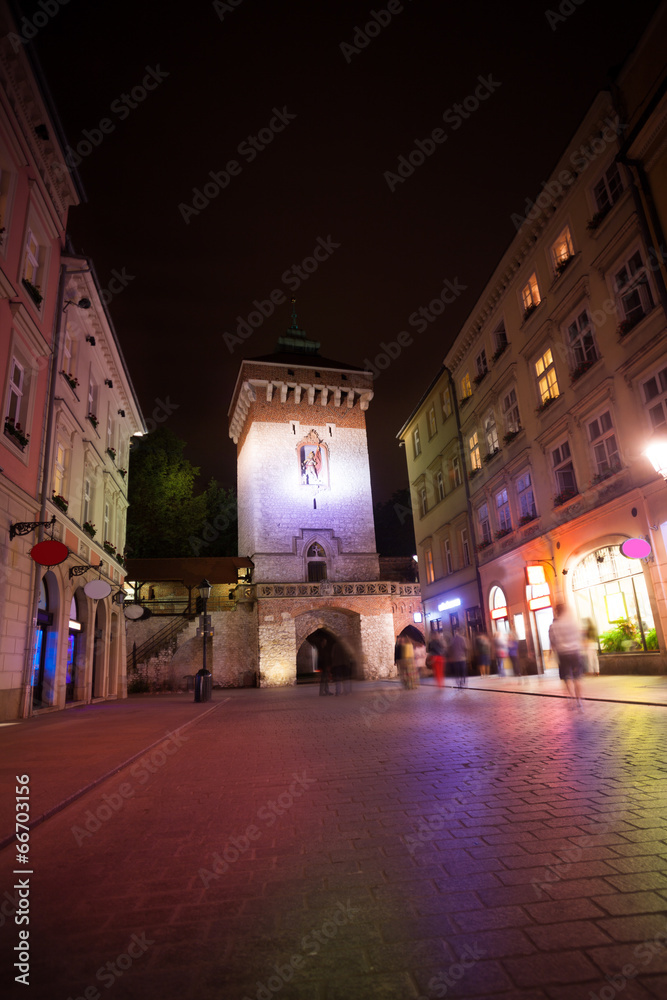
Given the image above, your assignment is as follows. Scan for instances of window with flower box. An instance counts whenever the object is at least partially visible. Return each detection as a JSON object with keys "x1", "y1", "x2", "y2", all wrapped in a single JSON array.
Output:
[
  {"x1": 460, "y1": 527, "x2": 471, "y2": 567},
  {"x1": 552, "y1": 440, "x2": 577, "y2": 498},
  {"x1": 460, "y1": 372, "x2": 472, "y2": 400},
  {"x1": 588, "y1": 410, "x2": 620, "y2": 477},
  {"x1": 442, "y1": 387, "x2": 452, "y2": 418},
  {"x1": 83, "y1": 476, "x2": 94, "y2": 525},
  {"x1": 567, "y1": 308, "x2": 598, "y2": 376},
  {"x1": 427, "y1": 406, "x2": 437, "y2": 438},
  {"x1": 484, "y1": 409, "x2": 499, "y2": 455},
  {"x1": 502, "y1": 387, "x2": 521, "y2": 437},
  {"x1": 4, "y1": 348, "x2": 32, "y2": 451},
  {"x1": 614, "y1": 249, "x2": 654, "y2": 332},
  {"x1": 521, "y1": 273, "x2": 541, "y2": 317},
  {"x1": 516, "y1": 471, "x2": 536, "y2": 521},
  {"x1": 469, "y1": 430, "x2": 481, "y2": 471},
  {"x1": 53, "y1": 439, "x2": 68, "y2": 497},
  {"x1": 451, "y1": 455, "x2": 462, "y2": 488},
  {"x1": 641, "y1": 364, "x2": 667, "y2": 430},
  {"x1": 551, "y1": 226, "x2": 574, "y2": 274},
  {"x1": 535, "y1": 348, "x2": 559, "y2": 405},
  {"x1": 492, "y1": 321, "x2": 508, "y2": 360},
  {"x1": 495, "y1": 488, "x2": 512, "y2": 533},
  {"x1": 22, "y1": 226, "x2": 45, "y2": 305},
  {"x1": 593, "y1": 162, "x2": 623, "y2": 217},
  {"x1": 478, "y1": 502, "x2": 491, "y2": 545},
  {"x1": 413, "y1": 425, "x2": 421, "y2": 458},
  {"x1": 474, "y1": 348, "x2": 488, "y2": 383},
  {"x1": 424, "y1": 548, "x2": 435, "y2": 584},
  {"x1": 436, "y1": 469, "x2": 445, "y2": 502},
  {"x1": 420, "y1": 487, "x2": 428, "y2": 517},
  {"x1": 444, "y1": 538, "x2": 453, "y2": 574}
]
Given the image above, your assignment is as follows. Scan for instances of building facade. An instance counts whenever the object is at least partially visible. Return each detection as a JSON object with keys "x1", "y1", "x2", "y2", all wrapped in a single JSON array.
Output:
[
  {"x1": 400, "y1": 56, "x2": 667, "y2": 673},
  {"x1": 0, "y1": 7, "x2": 145, "y2": 720}
]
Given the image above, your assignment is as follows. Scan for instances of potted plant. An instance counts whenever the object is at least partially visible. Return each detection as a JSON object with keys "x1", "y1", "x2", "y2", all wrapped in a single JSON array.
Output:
[
  {"x1": 536, "y1": 395, "x2": 558, "y2": 415},
  {"x1": 571, "y1": 359, "x2": 596, "y2": 382},
  {"x1": 555, "y1": 255, "x2": 573, "y2": 277},
  {"x1": 83, "y1": 521, "x2": 96, "y2": 538},
  {"x1": 519, "y1": 512, "x2": 537, "y2": 526},
  {"x1": 586, "y1": 208, "x2": 609, "y2": 232},
  {"x1": 51, "y1": 493, "x2": 68, "y2": 513},
  {"x1": 473, "y1": 370, "x2": 488, "y2": 387},
  {"x1": 522, "y1": 302, "x2": 538, "y2": 322},
  {"x1": 468, "y1": 466, "x2": 481, "y2": 479},
  {"x1": 88, "y1": 413, "x2": 98, "y2": 429},
  {"x1": 483, "y1": 447, "x2": 501, "y2": 464},
  {"x1": 60, "y1": 370, "x2": 79, "y2": 391},
  {"x1": 491, "y1": 342, "x2": 508, "y2": 363},
  {"x1": 4, "y1": 417, "x2": 30, "y2": 449},
  {"x1": 118, "y1": 468, "x2": 127, "y2": 479},
  {"x1": 103, "y1": 540, "x2": 116, "y2": 556},
  {"x1": 494, "y1": 527, "x2": 512, "y2": 540},
  {"x1": 107, "y1": 447, "x2": 117, "y2": 461},
  {"x1": 503, "y1": 427, "x2": 522, "y2": 445},
  {"x1": 477, "y1": 539, "x2": 492, "y2": 552},
  {"x1": 553, "y1": 488, "x2": 577, "y2": 507},
  {"x1": 22, "y1": 278, "x2": 42, "y2": 306}
]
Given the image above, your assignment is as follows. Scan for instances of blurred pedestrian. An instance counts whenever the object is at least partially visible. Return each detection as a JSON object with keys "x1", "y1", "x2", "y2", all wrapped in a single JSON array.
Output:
[
  {"x1": 414, "y1": 640, "x2": 426, "y2": 681},
  {"x1": 549, "y1": 603, "x2": 584, "y2": 709},
  {"x1": 449, "y1": 628, "x2": 469, "y2": 689},
  {"x1": 331, "y1": 638, "x2": 347, "y2": 696},
  {"x1": 508, "y1": 629, "x2": 519, "y2": 676},
  {"x1": 493, "y1": 630, "x2": 509, "y2": 675},
  {"x1": 396, "y1": 635, "x2": 418, "y2": 689},
  {"x1": 474, "y1": 631, "x2": 491, "y2": 677},
  {"x1": 583, "y1": 618, "x2": 600, "y2": 675},
  {"x1": 427, "y1": 633, "x2": 446, "y2": 687},
  {"x1": 318, "y1": 636, "x2": 334, "y2": 696}
]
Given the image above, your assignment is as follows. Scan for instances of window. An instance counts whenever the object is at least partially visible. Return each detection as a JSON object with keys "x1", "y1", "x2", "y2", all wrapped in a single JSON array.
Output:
[
  {"x1": 614, "y1": 249, "x2": 654, "y2": 331},
  {"x1": 23, "y1": 228, "x2": 40, "y2": 284},
  {"x1": 425, "y1": 548, "x2": 435, "y2": 584},
  {"x1": 53, "y1": 440, "x2": 67, "y2": 496},
  {"x1": 4, "y1": 348, "x2": 32, "y2": 450},
  {"x1": 83, "y1": 476, "x2": 94, "y2": 523},
  {"x1": 588, "y1": 411, "x2": 620, "y2": 476},
  {"x1": 495, "y1": 488, "x2": 511, "y2": 532},
  {"x1": 521, "y1": 273, "x2": 541, "y2": 314},
  {"x1": 6, "y1": 356, "x2": 24, "y2": 426},
  {"x1": 427, "y1": 406, "x2": 437, "y2": 438},
  {"x1": 88, "y1": 377, "x2": 98, "y2": 422},
  {"x1": 452, "y1": 455, "x2": 462, "y2": 488},
  {"x1": 444, "y1": 538, "x2": 453, "y2": 574},
  {"x1": 516, "y1": 472, "x2": 536, "y2": 520},
  {"x1": 307, "y1": 542, "x2": 327, "y2": 582},
  {"x1": 107, "y1": 414, "x2": 114, "y2": 452},
  {"x1": 469, "y1": 431, "x2": 481, "y2": 471},
  {"x1": 593, "y1": 162, "x2": 623, "y2": 216},
  {"x1": 460, "y1": 372, "x2": 472, "y2": 399},
  {"x1": 478, "y1": 502, "x2": 491, "y2": 545},
  {"x1": 502, "y1": 388, "x2": 521, "y2": 435},
  {"x1": 493, "y1": 321, "x2": 507, "y2": 357},
  {"x1": 642, "y1": 365, "x2": 667, "y2": 430},
  {"x1": 552, "y1": 441, "x2": 577, "y2": 495},
  {"x1": 413, "y1": 426, "x2": 421, "y2": 458},
  {"x1": 436, "y1": 470, "x2": 445, "y2": 502},
  {"x1": 104, "y1": 500, "x2": 110, "y2": 543},
  {"x1": 475, "y1": 349, "x2": 487, "y2": 378},
  {"x1": 535, "y1": 348, "x2": 559, "y2": 405},
  {"x1": 441, "y1": 387, "x2": 452, "y2": 418},
  {"x1": 420, "y1": 488, "x2": 428, "y2": 517},
  {"x1": 551, "y1": 226, "x2": 574, "y2": 272},
  {"x1": 567, "y1": 308, "x2": 597, "y2": 369},
  {"x1": 461, "y1": 528, "x2": 471, "y2": 567},
  {"x1": 484, "y1": 410, "x2": 499, "y2": 454}
]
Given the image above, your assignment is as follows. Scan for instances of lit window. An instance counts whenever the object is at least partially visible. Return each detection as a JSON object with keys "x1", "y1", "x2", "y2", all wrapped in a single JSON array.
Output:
[
  {"x1": 535, "y1": 348, "x2": 559, "y2": 405},
  {"x1": 6, "y1": 356, "x2": 24, "y2": 426},
  {"x1": 484, "y1": 410, "x2": 499, "y2": 454},
  {"x1": 413, "y1": 426, "x2": 421, "y2": 458},
  {"x1": 552, "y1": 441, "x2": 577, "y2": 496},
  {"x1": 444, "y1": 538, "x2": 453, "y2": 574},
  {"x1": 107, "y1": 414, "x2": 114, "y2": 452},
  {"x1": 53, "y1": 440, "x2": 67, "y2": 496},
  {"x1": 495, "y1": 488, "x2": 511, "y2": 532},
  {"x1": 436, "y1": 470, "x2": 445, "y2": 502},
  {"x1": 88, "y1": 378, "x2": 98, "y2": 421},
  {"x1": 452, "y1": 455, "x2": 462, "y2": 488},
  {"x1": 427, "y1": 406, "x2": 437, "y2": 437},
  {"x1": 420, "y1": 488, "x2": 428, "y2": 517},
  {"x1": 442, "y1": 387, "x2": 452, "y2": 418},
  {"x1": 502, "y1": 388, "x2": 521, "y2": 435},
  {"x1": 567, "y1": 308, "x2": 597, "y2": 370},
  {"x1": 461, "y1": 528, "x2": 471, "y2": 567},
  {"x1": 4, "y1": 349, "x2": 32, "y2": 450},
  {"x1": 460, "y1": 372, "x2": 472, "y2": 399},
  {"x1": 83, "y1": 476, "x2": 94, "y2": 523},
  {"x1": 478, "y1": 502, "x2": 491, "y2": 545},
  {"x1": 469, "y1": 431, "x2": 481, "y2": 471},
  {"x1": 521, "y1": 273, "x2": 541, "y2": 315},
  {"x1": 104, "y1": 500, "x2": 110, "y2": 543},
  {"x1": 551, "y1": 226, "x2": 574, "y2": 272},
  {"x1": 516, "y1": 472, "x2": 536, "y2": 519},
  {"x1": 642, "y1": 365, "x2": 667, "y2": 430},
  {"x1": 588, "y1": 411, "x2": 620, "y2": 476},
  {"x1": 475, "y1": 349, "x2": 487, "y2": 378},
  {"x1": 425, "y1": 548, "x2": 435, "y2": 584},
  {"x1": 23, "y1": 228, "x2": 40, "y2": 285},
  {"x1": 614, "y1": 249, "x2": 654, "y2": 331},
  {"x1": 593, "y1": 162, "x2": 623, "y2": 216}
]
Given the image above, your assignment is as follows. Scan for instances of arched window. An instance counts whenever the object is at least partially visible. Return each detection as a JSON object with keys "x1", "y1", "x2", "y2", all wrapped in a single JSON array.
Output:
[{"x1": 307, "y1": 542, "x2": 327, "y2": 582}]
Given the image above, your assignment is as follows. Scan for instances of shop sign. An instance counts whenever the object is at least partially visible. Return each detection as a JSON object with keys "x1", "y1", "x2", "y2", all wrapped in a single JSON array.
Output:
[{"x1": 30, "y1": 539, "x2": 68, "y2": 566}]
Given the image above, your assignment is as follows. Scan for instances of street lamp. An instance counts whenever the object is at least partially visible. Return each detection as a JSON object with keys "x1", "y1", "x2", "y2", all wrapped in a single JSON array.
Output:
[
  {"x1": 195, "y1": 578, "x2": 212, "y2": 702},
  {"x1": 644, "y1": 436, "x2": 667, "y2": 480}
]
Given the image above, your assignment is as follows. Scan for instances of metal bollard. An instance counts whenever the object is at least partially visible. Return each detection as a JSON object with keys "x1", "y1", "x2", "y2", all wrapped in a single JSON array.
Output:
[{"x1": 194, "y1": 669, "x2": 212, "y2": 703}]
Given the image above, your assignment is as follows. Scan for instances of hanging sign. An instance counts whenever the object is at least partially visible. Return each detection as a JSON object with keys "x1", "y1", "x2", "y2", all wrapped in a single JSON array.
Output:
[
  {"x1": 620, "y1": 538, "x2": 651, "y2": 559},
  {"x1": 84, "y1": 579, "x2": 112, "y2": 600},
  {"x1": 124, "y1": 603, "x2": 148, "y2": 620},
  {"x1": 30, "y1": 539, "x2": 69, "y2": 566}
]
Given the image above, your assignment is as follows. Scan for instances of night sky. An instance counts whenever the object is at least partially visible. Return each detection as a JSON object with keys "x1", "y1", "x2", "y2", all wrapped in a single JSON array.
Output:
[{"x1": 22, "y1": 0, "x2": 661, "y2": 502}]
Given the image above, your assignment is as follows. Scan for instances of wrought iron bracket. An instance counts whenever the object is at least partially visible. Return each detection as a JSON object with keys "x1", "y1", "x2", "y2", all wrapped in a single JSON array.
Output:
[
  {"x1": 9, "y1": 514, "x2": 56, "y2": 541},
  {"x1": 69, "y1": 564, "x2": 92, "y2": 579}
]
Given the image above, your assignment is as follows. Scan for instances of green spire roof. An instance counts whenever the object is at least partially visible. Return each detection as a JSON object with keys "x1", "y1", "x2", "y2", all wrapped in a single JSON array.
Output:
[{"x1": 277, "y1": 298, "x2": 321, "y2": 354}]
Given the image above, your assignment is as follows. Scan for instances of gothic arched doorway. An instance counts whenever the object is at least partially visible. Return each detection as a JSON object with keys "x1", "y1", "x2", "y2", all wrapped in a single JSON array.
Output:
[{"x1": 296, "y1": 628, "x2": 334, "y2": 684}]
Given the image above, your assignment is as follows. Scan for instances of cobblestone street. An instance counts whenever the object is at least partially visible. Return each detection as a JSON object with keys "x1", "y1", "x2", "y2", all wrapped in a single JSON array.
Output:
[{"x1": 1, "y1": 678, "x2": 667, "y2": 1000}]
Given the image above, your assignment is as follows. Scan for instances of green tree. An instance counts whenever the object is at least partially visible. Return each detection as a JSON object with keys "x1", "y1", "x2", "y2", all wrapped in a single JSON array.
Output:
[
  {"x1": 373, "y1": 488, "x2": 416, "y2": 557},
  {"x1": 187, "y1": 478, "x2": 238, "y2": 557},
  {"x1": 126, "y1": 428, "x2": 207, "y2": 558}
]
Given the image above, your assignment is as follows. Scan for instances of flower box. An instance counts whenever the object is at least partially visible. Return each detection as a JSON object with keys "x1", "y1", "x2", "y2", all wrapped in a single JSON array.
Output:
[
  {"x1": 88, "y1": 414, "x2": 99, "y2": 430},
  {"x1": 494, "y1": 527, "x2": 512, "y2": 541},
  {"x1": 4, "y1": 417, "x2": 29, "y2": 449},
  {"x1": 503, "y1": 427, "x2": 522, "y2": 445},
  {"x1": 119, "y1": 468, "x2": 127, "y2": 479},
  {"x1": 617, "y1": 315, "x2": 644, "y2": 337},
  {"x1": 107, "y1": 447, "x2": 117, "y2": 461},
  {"x1": 459, "y1": 394, "x2": 472, "y2": 407},
  {"x1": 491, "y1": 342, "x2": 508, "y2": 363},
  {"x1": 477, "y1": 539, "x2": 492, "y2": 552},
  {"x1": 22, "y1": 278, "x2": 42, "y2": 306},
  {"x1": 570, "y1": 358, "x2": 596, "y2": 382},
  {"x1": 555, "y1": 255, "x2": 573, "y2": 276},
  {"x1": 553, "y1": 489, "x2": 578, "y2": 508},
  {"x1": 473, "y1": 370, "x2": 488, "y2": 387},
  {"x1": 83, "y1": 521, "x2": 96, "y2": 538},
  {"x1": 51, "y1": 493, "x2": 68, "y2": 513},
  {"x1": 60, "y1": 370, "x2": 79, "y2": 391},
  {"x1": 586, "y1": 208, "x2": 609, "y2": 232},
  {"x1": 483, "y1": 448, "x2": 501, "y2": 464},
  {"x1": 468, "y1": 467, "x2": 481, "y2": 479},
  {"x1": 522, "y1": 303, "x2": 538, "y2": 322},
  {"x1": 536, "y1": 395, "x2": 558, "y2": 415},
  {"x1": 519, "y1": 513, "x2": 537, "y2": 526},
  {"x1": 103, "y1": 541, "x2": 116, "y2": 556}
]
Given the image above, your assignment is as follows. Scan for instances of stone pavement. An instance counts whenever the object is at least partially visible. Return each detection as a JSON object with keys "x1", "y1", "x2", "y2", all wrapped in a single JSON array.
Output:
[{"x1": 1, "y1": 679, "x2": 667, "y2": 1000}]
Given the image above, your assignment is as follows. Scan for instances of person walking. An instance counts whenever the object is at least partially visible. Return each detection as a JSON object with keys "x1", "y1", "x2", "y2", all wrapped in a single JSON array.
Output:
[
  {"x1": 448, "y1": 628, "x2": 469, "y2": 689},
  {"x1": 493, "y1": 630, "x2": 509, "y2": 676},
  {"x1": 318, "y1": 636, "x2": 334, "y2": 696},
  {"x1": 474, "y1": 631, "x2": 491, "y2": 677},
  {"x1": 427, "y1": 633, "x2": 446, "y2": 687},
  {"x1": 549, "y1": 603, "x2": 584, "y2": 709}
]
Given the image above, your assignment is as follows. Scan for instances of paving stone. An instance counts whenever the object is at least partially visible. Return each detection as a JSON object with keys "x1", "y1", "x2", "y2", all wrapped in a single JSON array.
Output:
[{"x1": 503, "y1": 949, "x2": 600, "y2": 986}]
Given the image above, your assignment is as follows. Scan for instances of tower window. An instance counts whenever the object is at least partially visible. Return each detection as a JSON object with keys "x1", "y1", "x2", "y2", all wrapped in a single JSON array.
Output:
[{"x1": 307, "y1": 542, "x2": 327, "y2": 582}]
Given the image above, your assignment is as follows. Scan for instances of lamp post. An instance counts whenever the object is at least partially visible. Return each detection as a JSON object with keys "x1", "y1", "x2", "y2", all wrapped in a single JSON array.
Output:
[{"x1": 195, "y1": 578, "x2": 212, "y2": 702}]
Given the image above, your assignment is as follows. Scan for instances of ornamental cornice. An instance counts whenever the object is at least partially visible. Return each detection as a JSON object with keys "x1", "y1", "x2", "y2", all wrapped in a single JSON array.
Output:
[{"x1": 255, "y1": 581, "x2": 420, "y2": 599}]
